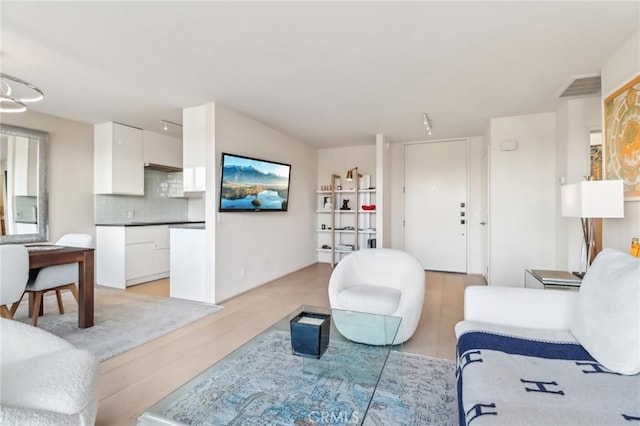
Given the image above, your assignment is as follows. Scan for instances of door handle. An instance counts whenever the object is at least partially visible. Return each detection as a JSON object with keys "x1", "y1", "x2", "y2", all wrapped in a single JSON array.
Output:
[{"x1": 480, "y1": 221, "x2": 487, "y2": 225}]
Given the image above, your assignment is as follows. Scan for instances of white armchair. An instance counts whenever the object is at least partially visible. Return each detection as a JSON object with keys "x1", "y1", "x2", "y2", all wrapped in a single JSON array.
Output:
[
  {"x1": 328, "y1": 248, "x2": 425, "y2": 344},
  {"x1": 0, "y1": 317, "x2": 99, "y2": 425}
]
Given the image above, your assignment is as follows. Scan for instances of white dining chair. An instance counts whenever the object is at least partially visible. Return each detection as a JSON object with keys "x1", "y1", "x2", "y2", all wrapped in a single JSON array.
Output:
[
  {"x1": 0, "y1": 245, "x2": 30, "y2": 319},
  {"x1": 23, "y1": 233, "x2": 93, "y2": 326}
]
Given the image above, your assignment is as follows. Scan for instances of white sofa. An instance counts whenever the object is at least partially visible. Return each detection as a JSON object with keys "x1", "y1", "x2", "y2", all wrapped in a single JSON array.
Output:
[
  {"x1": 455, "y1": 249, "x2": 640, "y2": 425},
  {"x1": 0, "y1": 318, "x2": 99, "y2": 425}
]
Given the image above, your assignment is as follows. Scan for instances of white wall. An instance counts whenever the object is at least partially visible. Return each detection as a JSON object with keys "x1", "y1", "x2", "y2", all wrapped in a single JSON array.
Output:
[
  {"x1": 555, "y1": 96, "x2": 602, "y2": 272},
  {"x1": 601, "y1": 31, "x2": 640, "y2": 252},
  {"x1": 214, "y1": 104, "x2": 317, "y2": 302},
  {"x1": 317, "y1": 145, "x2": 376, "y2": 187},
  {"x1": 1, "y1": 111, "x2": 94, "y2": 243},
  {"x1": 390, "y1": 141, "x2": 404, "y2": 250},
  {"x1": 489, "y1": 113, "x2": 557, "y2": 286},
  {"x1": 467, "y1": 136, "x2": 484, "y2": 274},
  {"x1": 376, "y1": 134, "x2": 391, "y2": 247}
]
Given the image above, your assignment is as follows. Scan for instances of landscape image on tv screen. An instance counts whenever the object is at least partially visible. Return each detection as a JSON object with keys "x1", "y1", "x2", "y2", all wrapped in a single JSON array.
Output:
[{"x1": 219, "y1": 153, "x2": 291, "y2": 212}]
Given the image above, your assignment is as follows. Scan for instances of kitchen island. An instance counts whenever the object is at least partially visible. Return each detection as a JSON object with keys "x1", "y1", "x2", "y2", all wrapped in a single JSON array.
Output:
[
  {"x1": 169, "y1": 223, "x2": 208, "y2": 303},
  {"x1": 96, "y1": 221, "x2": 203, "y2": 288}
]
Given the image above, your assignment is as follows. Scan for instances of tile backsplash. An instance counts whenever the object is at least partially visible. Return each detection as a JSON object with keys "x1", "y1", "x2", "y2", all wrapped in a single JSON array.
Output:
[{"x1": 95, "y1": 170, "x2": 189, "y2": 223}]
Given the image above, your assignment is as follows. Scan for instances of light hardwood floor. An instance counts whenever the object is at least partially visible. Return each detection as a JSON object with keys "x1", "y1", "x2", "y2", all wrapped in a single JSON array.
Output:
[{"x1": 98, "y1": 263, "x2": 485, "y2": 425}]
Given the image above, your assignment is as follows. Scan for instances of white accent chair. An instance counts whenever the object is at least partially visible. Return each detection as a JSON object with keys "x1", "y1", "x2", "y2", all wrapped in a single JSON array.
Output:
[
  {"x1": 0, "y1": 245, "x2": 30, "y2": 319},
  {"x1": 24, "y1": 234, "x2": 93, "y2": 326},
  {"x1": 0, "y1": 317, "x2": 99, "y2": 425},
  {"x1": 328, "y1": 248, "x2": 425, "y2": 344}
]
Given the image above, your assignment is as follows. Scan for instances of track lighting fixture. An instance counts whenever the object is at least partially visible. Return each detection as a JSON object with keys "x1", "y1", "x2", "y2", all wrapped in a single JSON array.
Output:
[
  {"x1": 160, "y1": 119, "x2": 182, "y2": 132},
  {"x1": 423, "y1": 113, "x2": 433, "y2": 135}
]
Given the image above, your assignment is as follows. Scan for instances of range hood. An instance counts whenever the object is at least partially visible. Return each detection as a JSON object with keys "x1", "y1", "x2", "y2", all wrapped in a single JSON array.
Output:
[{"x1": 144, "y1": 163, "x2": 183, "y2": 172}]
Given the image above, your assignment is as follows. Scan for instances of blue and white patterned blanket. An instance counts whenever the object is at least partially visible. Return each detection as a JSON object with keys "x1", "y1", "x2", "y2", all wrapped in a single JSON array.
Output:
[{"x1": 456, "y1": 324, "x2": 640, "y2": 426}]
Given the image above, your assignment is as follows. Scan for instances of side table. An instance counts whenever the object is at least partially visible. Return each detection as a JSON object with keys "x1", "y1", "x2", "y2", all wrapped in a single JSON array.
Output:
[{"x1": 524, "y1": 269, "x2": 582, "y2": 290}]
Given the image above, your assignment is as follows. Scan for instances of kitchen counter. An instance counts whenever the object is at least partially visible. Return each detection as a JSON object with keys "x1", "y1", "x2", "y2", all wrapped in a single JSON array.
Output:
[
  {"x1": 169, "y1": 223, "x2": 205, "y2": 230},
  {"x1": 96, "y1": 221, "x2": 204, "y2": 227}
]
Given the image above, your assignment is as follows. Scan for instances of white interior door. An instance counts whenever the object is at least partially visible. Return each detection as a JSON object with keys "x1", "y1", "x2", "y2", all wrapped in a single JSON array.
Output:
[
  {"x1": 404, "y1": 140, "x2": 467, "y2": 272},
  {"x1": 481, "y1": 146, "x2": 489, "y2": 281}
]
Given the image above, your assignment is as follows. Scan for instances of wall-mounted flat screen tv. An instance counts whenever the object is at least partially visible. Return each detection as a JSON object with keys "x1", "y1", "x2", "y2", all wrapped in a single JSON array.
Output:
[{"x1": 219, "y1": 153, "x2": 291, "y2": 212}]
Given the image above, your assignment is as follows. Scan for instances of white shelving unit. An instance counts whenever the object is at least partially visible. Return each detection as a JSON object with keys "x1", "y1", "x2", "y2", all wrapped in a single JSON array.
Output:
[{"x1": 316, "y1": 174, "x2": 376, "y2": 267}]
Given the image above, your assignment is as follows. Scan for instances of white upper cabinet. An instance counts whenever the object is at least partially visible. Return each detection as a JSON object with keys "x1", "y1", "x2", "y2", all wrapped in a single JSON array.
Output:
[
  {"x1": 94, "y1": 122, "x2": 144, "y2": 195},
  {"x1": 142, "y1": 130, "x2": 183, "y2": 170},
  {"x1": 182, "y1": 105, "x2": 207, "y2": 192}
]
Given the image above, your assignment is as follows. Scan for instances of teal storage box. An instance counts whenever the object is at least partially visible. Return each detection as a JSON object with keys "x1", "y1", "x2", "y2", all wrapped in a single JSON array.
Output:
[{"x1": 290, "y1": 312, "x2": 331, "y2": 358}]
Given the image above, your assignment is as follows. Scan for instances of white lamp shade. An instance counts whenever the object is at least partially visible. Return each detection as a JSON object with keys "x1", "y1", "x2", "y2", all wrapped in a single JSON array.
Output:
[{"x1": 561, "y1": 180, "x2": 624, "y2": 218}]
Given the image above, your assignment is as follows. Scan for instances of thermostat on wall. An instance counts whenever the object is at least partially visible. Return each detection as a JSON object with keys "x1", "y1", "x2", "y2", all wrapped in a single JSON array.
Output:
[{"x1": 500, "y1": 139, "x2": 518, "y2": 151}]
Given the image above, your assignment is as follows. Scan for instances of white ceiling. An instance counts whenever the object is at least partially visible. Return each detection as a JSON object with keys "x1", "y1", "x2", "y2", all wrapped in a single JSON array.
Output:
[{"x1": 1, "y1": 1, "x2": 638, "y2": 147}]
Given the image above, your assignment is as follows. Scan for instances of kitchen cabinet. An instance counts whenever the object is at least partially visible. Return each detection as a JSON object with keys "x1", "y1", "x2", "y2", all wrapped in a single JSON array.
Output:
[
  {"x1": 182, "y1": 105, "x2": 207, "y2": 192},
  {"x1": 143, "y1": 130, "x2": 183, "y2": 170},
  {"x1": 94, "y1": 122, "x2": 144, "y2": 195},
  {"x1": 97, "y1": 224, "x2": 173, "y2": 288},
  {"x1": 170, "y1": 225, "x2": 207, "y2": 302}
]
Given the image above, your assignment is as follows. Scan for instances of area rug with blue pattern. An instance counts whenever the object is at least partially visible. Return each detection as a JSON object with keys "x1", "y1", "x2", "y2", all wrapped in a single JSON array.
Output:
[{"x1": 148, "y1": 330, "x2": 457, "y2": 425}]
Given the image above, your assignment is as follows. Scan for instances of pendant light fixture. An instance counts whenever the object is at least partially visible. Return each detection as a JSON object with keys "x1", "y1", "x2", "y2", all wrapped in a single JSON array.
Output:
[{"x1": 0, "y1": 73, "x2": 44, "y2": 113}]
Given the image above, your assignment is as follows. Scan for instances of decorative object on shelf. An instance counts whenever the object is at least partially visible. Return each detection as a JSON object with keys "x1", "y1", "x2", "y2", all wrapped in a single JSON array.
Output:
[
  {"x1": 362, "y1": 174, "x2": 371, "y2": 189},
  {"x1": 0, "y1": 73, "x2": 44, "y2": 113},
  {"x1": 289, "y1": 311, "x2": 330, "y2": 359},
  {"x1": 361, "y1": 205, "x2": 376, "y2": 211},
  {"x1": 423, "y1": 113, "x2": 433, "y2": 136},
  {"x1": 367, "y1": 238, "x2": 377, "y2": 248},
  {"x1": 561, "y1": 178, "x2": 624, "y2": 274},
  {"x1": 323, "y1": 196, "x2": 332, "y2": 209},
  {"x1": 604, "y1": 74, "x2": 640, "y2": 199},
  {"x1": 336, "y1": 185, "x2": 342, "y2": 190},
  {"x1": 321, "y1": 224, "x2": 326, "y2": 230},
  {"x1": 340, "y1": 199, "x2": 351, "y2": 210}
]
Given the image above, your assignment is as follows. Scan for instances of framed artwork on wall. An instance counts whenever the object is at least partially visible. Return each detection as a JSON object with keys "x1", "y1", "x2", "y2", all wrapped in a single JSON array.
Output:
[
  {"x1": 590, "y1": 130, "x2": 603, "y2": 181},
  {"x1": 604, "y1": 74, "x2": 640, "y2": 200}
]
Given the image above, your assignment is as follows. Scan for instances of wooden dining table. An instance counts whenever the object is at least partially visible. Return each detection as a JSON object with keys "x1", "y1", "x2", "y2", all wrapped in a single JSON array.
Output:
[{"x1": 27, "y1": 245, "x2": 95, "y2": 328}]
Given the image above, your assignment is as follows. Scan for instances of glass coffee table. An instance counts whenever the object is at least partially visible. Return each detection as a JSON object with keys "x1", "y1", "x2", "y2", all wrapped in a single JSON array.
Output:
[{"x1": 138, "y1": 305, "x2": 401, "y2": 425}]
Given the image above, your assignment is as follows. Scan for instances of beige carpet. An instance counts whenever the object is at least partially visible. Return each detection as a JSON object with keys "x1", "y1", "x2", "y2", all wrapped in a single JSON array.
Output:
[{"x1": 12, "y1": 286, "x2": 223, "y2": 361}]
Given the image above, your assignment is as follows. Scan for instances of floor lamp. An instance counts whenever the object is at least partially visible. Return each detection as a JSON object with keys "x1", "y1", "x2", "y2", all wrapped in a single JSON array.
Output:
[{"x1": 561, "y1": 179, "x2": 624, "y2": 276}]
